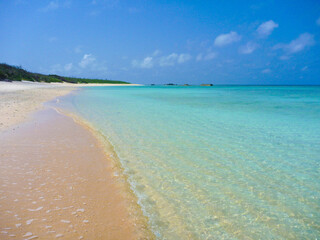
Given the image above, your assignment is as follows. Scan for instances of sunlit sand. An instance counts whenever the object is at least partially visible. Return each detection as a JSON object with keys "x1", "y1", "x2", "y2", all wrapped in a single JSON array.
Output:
[{"x1": 0, "y1": 82, "x2": 153, "y2": 239}]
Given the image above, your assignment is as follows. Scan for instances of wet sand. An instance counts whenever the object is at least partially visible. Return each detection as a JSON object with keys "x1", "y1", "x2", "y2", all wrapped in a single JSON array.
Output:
[
  {"x1": 0, "y1": 108, "x2": 152, "y2": 239},
  {"x1": 0, "y1": 82, "x2": 153, "y2": 239}
]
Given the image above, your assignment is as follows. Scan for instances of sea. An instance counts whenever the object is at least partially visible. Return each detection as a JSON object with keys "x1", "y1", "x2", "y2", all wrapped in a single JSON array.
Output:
[{"x1": 58, "y1": 86, "x2": 320, "y2": 239}]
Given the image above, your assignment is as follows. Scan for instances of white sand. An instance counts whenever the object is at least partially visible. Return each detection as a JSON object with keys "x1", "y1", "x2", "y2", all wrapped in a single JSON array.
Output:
[
  {"x1": 0, "y1": 81, "x2": 57, "y2": 92},
  {"x1": 0, "y1": 81, "x2": 142, "y2": 131},
  {"x1": 0, "y1": 81, "x2": 141, "y2": 92},
  {"x1": 52, "y1": 82, "x2": 142, "y2": 87},
  {"x1": 0, "y1": 81, "x2": 76, "y2": 131}
]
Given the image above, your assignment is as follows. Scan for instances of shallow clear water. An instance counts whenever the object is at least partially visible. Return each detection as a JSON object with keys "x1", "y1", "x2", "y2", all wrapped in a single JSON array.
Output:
[{"x1": 61, "y1": 86, "x2": 320, "y2": 239}]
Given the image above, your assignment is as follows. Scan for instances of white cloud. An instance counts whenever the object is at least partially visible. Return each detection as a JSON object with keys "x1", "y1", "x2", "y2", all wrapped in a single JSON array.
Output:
[
  {"x1": 262, "y1": 68, "x2": 271, "y2": 74},
  {"x1": 196, "y1": 52, "x2": 216, "y2": 61},
  {"x1": 274, "y1": 33, "x2": 315, "y2": 55},
  {"x1": 178, "y1": 54, "x2": 192, "y2": 63},
  {"x1": 239, "y1": 42, "x2": 258, "y2": 54},
  {"x1": 41, "y1": 1, "x2": 59, "y2": 12},
  {"x1": 159, "y1": 53, "x2": 178, "y2": 66},
  {"x1": 159, "y1": 53, "x2": 191, "y2": 66},
  {"x1": 64, "y1": 63, "x2": 73, "y2": 71},
  {"x1": 256, "y1": 20, "x2": 278, "y2": 38},
  {"x1": 153, "y1": 50, "x2": 161, "y2": 56},
  {"x1": 132, "y1": 57, "x2": 153, "y2": 68},
  {"x1": 79, "y1": 54, "x2": 96, "y2": 68},
  {"x1": 133, "y1": 52, "x2": 191, "y2": 68},
  {"x1": 301, "y1": 66, "x2": 308, "y2": 71},
  {"x1": 317, "y1": 17, "x2": 320, "y2": 26},
  {"x1": 214, "y1": 31, "x2": 241, "y2": 47},
  {"x1": 140, "y1": 57, "x2": 153, "y2": 68}
]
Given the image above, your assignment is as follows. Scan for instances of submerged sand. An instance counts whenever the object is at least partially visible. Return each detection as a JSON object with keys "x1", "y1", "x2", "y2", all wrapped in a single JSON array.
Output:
[{"x1": 0, "y1": 82, "x2": 153, "y2": 239}]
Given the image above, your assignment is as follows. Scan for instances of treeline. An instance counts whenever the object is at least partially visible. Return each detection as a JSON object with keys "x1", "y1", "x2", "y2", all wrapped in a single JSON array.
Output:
[{"x1": 0, "y1": 63, "x2": 129, "y2": 84}]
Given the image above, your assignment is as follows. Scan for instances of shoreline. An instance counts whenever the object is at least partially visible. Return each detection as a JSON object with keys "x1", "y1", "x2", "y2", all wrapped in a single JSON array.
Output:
[
  {"x1": 52, "y1": 106, "x2": 154, "y2": 237},
  {"x1": 0, "y1": 82, "x2": 154, "y2": 239},
  {"x1": 0, "y1": 81, "x2": 76, "y2": 131},
  {"x1": 51, "y1": 82, "x2": 143, "y2": 87},
  {"x1": 0, "y1": 81, "x2": 141, "y2": 131}
]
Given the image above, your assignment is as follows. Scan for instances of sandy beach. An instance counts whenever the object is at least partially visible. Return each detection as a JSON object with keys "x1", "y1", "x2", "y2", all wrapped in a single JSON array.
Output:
[
  {"x1": 0, "y1": 82, "x2": 152, "y2": 239},
  {"x1": 0, "y1": 81, "x2": 140, "y2": 131},
  {"x1": 0, "y1": 81, "x2": 75, "y2": 131}
]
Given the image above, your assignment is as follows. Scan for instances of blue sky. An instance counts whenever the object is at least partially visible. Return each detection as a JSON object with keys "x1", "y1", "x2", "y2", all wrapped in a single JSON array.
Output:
[{"x1": 1, "y1": 0, "x2": 320, "y2": 84}]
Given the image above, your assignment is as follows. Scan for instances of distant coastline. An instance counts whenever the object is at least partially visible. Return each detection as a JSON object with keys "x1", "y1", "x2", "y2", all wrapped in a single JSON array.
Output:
[{"x1": 0, "y1": 63, "x2": 130, "y2": 84}]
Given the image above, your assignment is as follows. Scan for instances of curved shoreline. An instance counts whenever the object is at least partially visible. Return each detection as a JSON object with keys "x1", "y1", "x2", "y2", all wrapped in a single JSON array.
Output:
[
  {"x1": 52, "y1": 106, "x2": 155, "y2": 239},
  {"x1": 0, "y1": 83, "x2": 154, "y2": 239}
]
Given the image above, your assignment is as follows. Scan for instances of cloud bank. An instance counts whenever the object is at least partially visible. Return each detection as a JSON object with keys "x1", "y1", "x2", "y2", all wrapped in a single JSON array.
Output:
[
  {"x1": 132, "y1": 52, "x2": 192, "y2": 68},
  {"x1": 274, "y1": 33, "x2": 315, "y2": 55},
  {"x1": 132, "y1": 57, "x2": 154, "y2": 68}
]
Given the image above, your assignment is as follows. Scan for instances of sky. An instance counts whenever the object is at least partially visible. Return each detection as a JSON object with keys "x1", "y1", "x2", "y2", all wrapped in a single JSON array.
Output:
[{"x1": 1, "y1": 0, "x2": 320, "y2": 85}]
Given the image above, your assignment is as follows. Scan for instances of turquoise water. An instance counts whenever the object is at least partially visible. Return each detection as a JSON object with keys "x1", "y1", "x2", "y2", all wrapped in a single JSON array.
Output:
[{"x1": 61, "y1": 86, "x2": 320, "y2": 239}]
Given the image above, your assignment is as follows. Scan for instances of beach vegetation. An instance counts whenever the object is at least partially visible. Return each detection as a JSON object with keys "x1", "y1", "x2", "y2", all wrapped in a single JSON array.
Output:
[{"x1": 0, "y1": 63, "x2": 129, "y2": 84}]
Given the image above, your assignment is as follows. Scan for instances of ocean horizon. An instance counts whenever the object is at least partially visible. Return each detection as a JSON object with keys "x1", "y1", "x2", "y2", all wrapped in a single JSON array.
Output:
[{"x1": 58, "y1": 85, "x2": 320, "y2": 239}]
